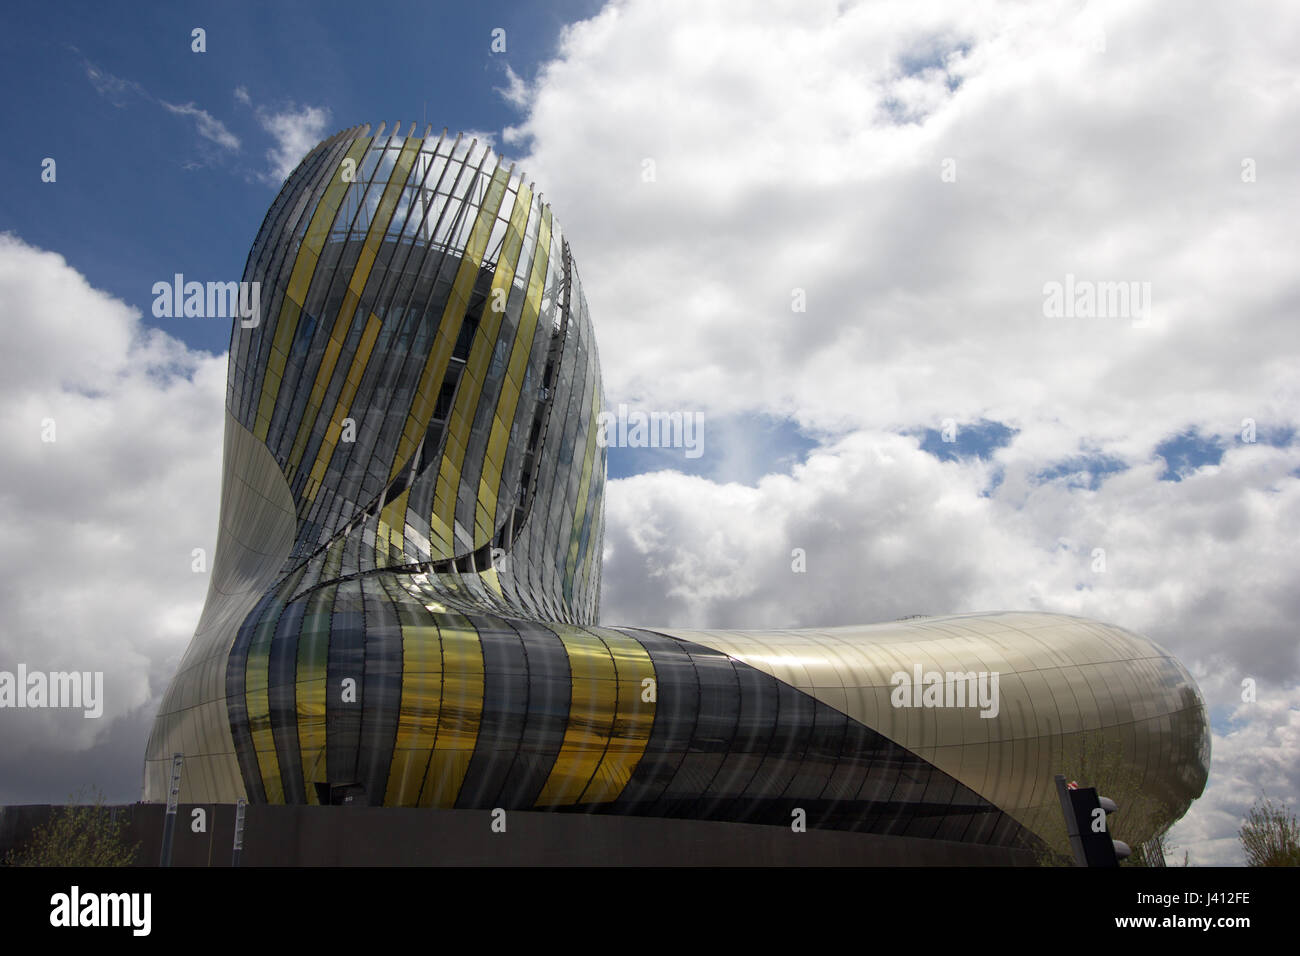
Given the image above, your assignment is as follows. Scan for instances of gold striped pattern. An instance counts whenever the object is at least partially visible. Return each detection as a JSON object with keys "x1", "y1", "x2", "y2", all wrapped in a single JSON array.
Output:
[
  {"x1": 303, "y1": 312, "x2": 382, "y2": 501},
  {"x1": 243, "y1": 567, "x2": 307, "y2": 804},
  {"x1": 385, "y1": 161, "x2": 510, "y2": 494},
  {"x1": 376, "y1": 487, "x2": 410, "y2": 567},
  {"x1": 479, "y1": 565, "x2": 504, "y2": 599},
  {"x1": 379, "y1": 180, "x2": 535, "y2": 567},
  {"x1": 534, "y1": 628, "x2": 656, "y2": 806},
  {"x1": 296, "y1": 585, "x2": 335, "y2": 804},
  {"x1": 383, "y1": 621, "x2": 443, "y2": 805},
  {"x1": 564, "y1": 375, "x2": 602, "y2": 594},
  {"x1": 428, "y1": 166, "x2": 513, "y2": 553},
  {"x1": 469, "y1": 183, "x2": 536, "y2": 548},
  {"x1": 288, "y1": 137, "x2": 423, "y2": 479},
  {"x1": 578, "y1": 481, "x2": 604, "y2": 609},
  {"x1": 483, "y1": 202, "x2": 551, "y2": 542},
  {"x1": 254, "y1": 136, "x2": 373, "y2": 441},
  {"x1": 244, "y1": 610, "x2": 282, "y2": 802},
  {"x1": 417, "y1": 618, "x2": 485, "y2": 807}
]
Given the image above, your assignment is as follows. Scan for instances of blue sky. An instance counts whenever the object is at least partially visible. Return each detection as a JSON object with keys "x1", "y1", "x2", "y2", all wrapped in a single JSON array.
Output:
[
  {"x1": 1, "y1": 0, "x2": 1273, "y2": 485},
  {"x1": 0, "y1": 0, "x2": 598, "y2": 358}
]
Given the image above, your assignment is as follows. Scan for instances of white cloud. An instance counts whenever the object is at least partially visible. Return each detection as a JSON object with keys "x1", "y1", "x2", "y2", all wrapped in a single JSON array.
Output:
[
  {"x1": 79, "y1": 55, "x2": 240, "y2": 157},
  {"x1": 0, "y1": 234, "x2": 224, "y2": 801},
  {"x1": 161, "y1": 101, "x2": 241, "y2": 151},
  {"x1": 253, "y1": 101, "x2": 332, "y2": 185},
  {"x1": 496, "y1": 63, "x2": 530, "y2": 109},
  {"x1": 231, "y1": 87, "x2": 331, "y2": 183},
  {"x1": 460, "y1": 128, "x2": 498, "y2": 151},
  {"x1": 83, "y1": 61, "x2": 143, "y2": 107},
  {"x1": 507, "y1": 0, "x2": 1300, "y2": 861},
  {"x1": 1169, "y1": 678, "x2": 1300, "y2": 865},
  {"x1": 508, "y1": 0, "x2": 1300, "y2": 440}
]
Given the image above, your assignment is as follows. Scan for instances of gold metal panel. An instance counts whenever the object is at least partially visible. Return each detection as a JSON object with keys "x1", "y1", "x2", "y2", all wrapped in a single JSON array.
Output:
[
  {"x1": 245, "y1": 610, "x2": 281, "y2": 801},
  {"x1": 578, "y1": 631, "x2": 656, "y2": 804},
  {"x1": 388, "y1": 161, "x2": 511, "y2": 488},
  {"x1": 534, "y1": 627, "x2": 618, "y2": 806},
  {"x1": 375, "y1": 487, "x2": 410, "y2": 567},
  {"x1": 287, "y1": 138, "x2": 422, "y2": 476},
  {"x1": 465, "y1": 182, "x2": 534, "y2": 547},
  {"x1": 254, "y1": 136, "x2": 373, "y2": 441},
  {"x1": 296, "y1": 585, "x2": 335, "y2": 804},
  {"x1": 563, "y1": 377, "x2": 601, "y2": 589},
  {"x1": 418, "y1": 620, "x2": 484, "y2": 807},
  {"x1": 384, "y1": 623, "x2": 442, "y2": 805},
  {"x1": 485, "y1": 201, "x2": 550, "y2": 534},
  {"x1": 305, "y1": 313, "x2": 382, "y2": 501},
  {"x1": 649, "y1": 610, "x2": 1209, "y2": 852}
]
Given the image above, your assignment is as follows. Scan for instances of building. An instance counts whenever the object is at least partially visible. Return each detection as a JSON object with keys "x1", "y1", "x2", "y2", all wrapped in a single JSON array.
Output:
[{"x1": 144, "y1": 123, "x2": 1210, "y2": 862}]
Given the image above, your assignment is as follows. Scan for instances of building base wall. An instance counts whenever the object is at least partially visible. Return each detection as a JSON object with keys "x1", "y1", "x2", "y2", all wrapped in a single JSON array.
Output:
[{"x1": 1, "y1": 803, "x2": 1035, "y2": 866}]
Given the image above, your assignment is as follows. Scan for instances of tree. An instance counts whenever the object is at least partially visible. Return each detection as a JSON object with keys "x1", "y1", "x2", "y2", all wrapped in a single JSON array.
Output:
[
  {"x1": 1129, "y1": 826, "x2": 1190, "y2": 867},
  {"x1": 1239, "y1": 795, "x2": 1300, "y2": 867},
  {"x1": 3, "y1": 788, "x2": 139, "y2": 867}
]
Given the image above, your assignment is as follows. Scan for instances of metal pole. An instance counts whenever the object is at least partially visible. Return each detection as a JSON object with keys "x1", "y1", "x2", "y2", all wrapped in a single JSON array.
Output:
[
  {"x1": 159, "y1": 752, "x2": 183, "y2": 866},
  {"x1": 231, "y1": 797, "x2": 247, "y2": 867}
]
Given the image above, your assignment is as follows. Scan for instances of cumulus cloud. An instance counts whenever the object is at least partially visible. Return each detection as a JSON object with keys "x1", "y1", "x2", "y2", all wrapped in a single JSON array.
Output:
[
  {"x1": 248, "y1": 98, "x2": 332, "y2": 184},
  {"x1": 1168, "y1": 678, "x2": 1300, "y2": 865},
  {"x1": 460, "y1": 128, "x2": 498, "y2": 151},
  {"x1": 495, "y1": 63, "x2": 530, "y2": 109},
  {"x1": 0, "y1": 234, "x2": 224, "y2": 803},
  {"x1": 503, "y1": 0, "x2": 1300, "y2": 862}
]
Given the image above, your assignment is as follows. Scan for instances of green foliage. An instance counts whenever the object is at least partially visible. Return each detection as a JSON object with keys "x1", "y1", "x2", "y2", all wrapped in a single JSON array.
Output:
[
  {"x1": 1033, "y1": 842, "x2": 1074, "y2": 867},
  {"x1": 3, "y1": 788, "x2": 139, "y2": 867},
  {"x1": 1239, "y1": 795, "x2": 1300, "y2": 867},
  {"x1": 1128, "y1": 827, "x2": 1190, "y2": 867}
]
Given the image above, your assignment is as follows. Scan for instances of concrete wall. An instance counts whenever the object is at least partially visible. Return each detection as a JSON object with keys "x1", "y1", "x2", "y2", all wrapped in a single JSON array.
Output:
[{"x1": 0, "y1": 803, "x2": 1033, "y2": 866}]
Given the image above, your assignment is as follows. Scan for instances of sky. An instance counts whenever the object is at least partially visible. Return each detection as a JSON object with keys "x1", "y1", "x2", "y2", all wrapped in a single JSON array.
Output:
[{"x1": 1, "y1": 0, "x2": 1297, "y2": 866}]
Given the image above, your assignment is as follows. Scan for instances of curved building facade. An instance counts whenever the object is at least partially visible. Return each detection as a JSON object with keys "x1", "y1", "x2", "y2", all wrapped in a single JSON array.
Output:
[{"x1": 145, "y1": 123, "x2": 1209, "y2": 859}]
